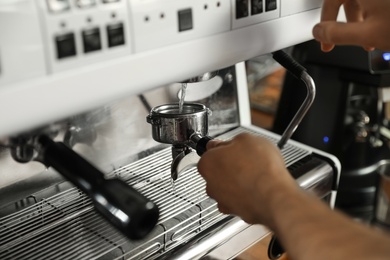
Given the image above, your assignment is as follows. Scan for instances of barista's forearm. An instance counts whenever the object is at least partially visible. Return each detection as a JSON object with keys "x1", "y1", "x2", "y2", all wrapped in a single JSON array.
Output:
[{"x1": 263, "y1": 183, "x2": 390, "y2": 260}]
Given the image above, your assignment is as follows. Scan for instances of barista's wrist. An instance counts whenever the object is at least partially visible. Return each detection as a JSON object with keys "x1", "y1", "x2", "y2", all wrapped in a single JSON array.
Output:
[{"x1": 253, "y1": 168, "x2": 300, "y2": 228}]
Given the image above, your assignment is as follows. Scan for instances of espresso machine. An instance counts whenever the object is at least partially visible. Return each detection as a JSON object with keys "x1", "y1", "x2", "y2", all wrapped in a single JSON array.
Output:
[
  {"x1": 0, "y1": 0, "x2": 340, "y2": 259},
  {"x1": 273, "y1": 40, "x2": 390, "y2": 222}
]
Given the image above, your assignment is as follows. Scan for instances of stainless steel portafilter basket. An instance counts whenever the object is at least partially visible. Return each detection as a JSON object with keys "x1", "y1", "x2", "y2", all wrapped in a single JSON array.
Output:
[
  {"x1": 146, "y1": 103, "x2": 213, "y2": 180},
  {"x1": 146, "y1": 103, "x2": 211, "y2": 147}
]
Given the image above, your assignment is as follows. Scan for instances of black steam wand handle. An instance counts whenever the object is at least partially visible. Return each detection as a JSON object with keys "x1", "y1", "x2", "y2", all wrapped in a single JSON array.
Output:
[{"x1": 36, "y1": 135, "x2": 159, "y2": 240}]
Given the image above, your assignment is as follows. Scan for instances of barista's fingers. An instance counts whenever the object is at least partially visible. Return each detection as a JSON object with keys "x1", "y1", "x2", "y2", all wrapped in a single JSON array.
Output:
[
  {"x1": 321, "y1": 0, "x2": 343, "y2": 23},
  {"x1": 319, "y1": 0, "x2": 344, "y2": 52},
  {"x1": 206, "y1": 139, "x2": 232, "y2": 150},
  {"x1": 205, "y1": 184, "x2": 216, "y2": 200},
  {"x1": 206, "y1": 139, "x2": 223, "y2": 150},
  {"x1": 343, "y1": 0, "x2": 363, "y2": 22},
  {"x1": 320, "y1": 42, "x2": 335, "y2": 53},
  {"x1": 217, "y1": 203, "x2": 231, "y2": 215},
  {"x1": 313, "y1": 22, "x2": 370, "y2": 48}
]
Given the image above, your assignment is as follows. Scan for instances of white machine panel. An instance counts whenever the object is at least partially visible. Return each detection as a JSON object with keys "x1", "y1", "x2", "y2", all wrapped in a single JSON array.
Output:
[
  {"x1": 0, "y1": 1, "x2": 46, "y2": 86},
  {"x1": 281, "y1": 0, "x2": 323, "y2": 17},
  {"x1": 0, "y1": 0, "x2": 324, "y2": 138},
  {"x1": 131, "y1": 0, "x2": 231, "y2": 52}
]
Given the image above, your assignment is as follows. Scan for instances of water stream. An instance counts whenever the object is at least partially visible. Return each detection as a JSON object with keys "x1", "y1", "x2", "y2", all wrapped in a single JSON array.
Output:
[{"x1": 178, "y1": 83, "x2": 187, "y2": 113}]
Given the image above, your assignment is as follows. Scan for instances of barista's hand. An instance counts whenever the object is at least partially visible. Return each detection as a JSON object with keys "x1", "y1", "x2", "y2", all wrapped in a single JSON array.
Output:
[
  {"x1": 313, "y1": 0, "x2": 390, "y2": 52},
  {"x1": 199, "y1": 133, "x2": 390, "y2": 260},
  {"x1": 197, "y1": 133, "x2": 299, "y2": 226}
]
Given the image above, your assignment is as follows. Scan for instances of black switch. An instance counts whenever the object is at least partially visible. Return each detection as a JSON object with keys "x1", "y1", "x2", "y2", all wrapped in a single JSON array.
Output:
[
  {"x1": 178, "y1": 8, "x2": 193, "y2": 32},
  {"x1": 251, "y1": 0, "x2": 263, "y2": 15},
  {"x1": 55, "y1": 32, "x2": 76, "y2": 59},
  {"x1": 265, "y1": 0, "x2": 277, "y2": 11},
  {"x1": 107, "y1": 23, "x2": 125, "y2": 47},
  {"x1": 82, "y1": 27, "x2": 101, "y2": 53},
  {"x1": 236, "y1": 0, "x2": 249, "y2": 19}
]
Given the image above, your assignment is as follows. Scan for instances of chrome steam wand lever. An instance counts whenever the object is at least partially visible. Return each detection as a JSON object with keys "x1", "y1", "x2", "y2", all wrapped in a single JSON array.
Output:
[{"x1": 272, "y1": 50, "x2": 316, "y2": 149}]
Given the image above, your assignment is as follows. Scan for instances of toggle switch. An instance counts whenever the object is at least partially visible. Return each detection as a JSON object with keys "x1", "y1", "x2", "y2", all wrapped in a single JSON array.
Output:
[
  {"x1": 107, "y1": 23, "x2": 125, "y2": 47},
  {"x1": 251, "y1": 0, "x2": 263, "y2": 15},
  {"x1": 82, "y1": 27, "x2": 101, "y2": 53},
  {"x1": 55, "y1": 32, "x2": 76, "y2": 59},
  {"x1": 178, "y1": 8, "x2": 193, "y2": 32},
  {"x1": 265, "y1": 0, "x2": 277, "y2": 11},
  {"x1": 236, "y1": 0, "x2": 249, "y2": 19}
]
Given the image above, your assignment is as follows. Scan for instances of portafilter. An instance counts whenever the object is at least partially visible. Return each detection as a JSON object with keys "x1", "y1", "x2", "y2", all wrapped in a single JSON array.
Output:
[{"x1": 146, "y1": 103, "x2": 212, "y2": 180}]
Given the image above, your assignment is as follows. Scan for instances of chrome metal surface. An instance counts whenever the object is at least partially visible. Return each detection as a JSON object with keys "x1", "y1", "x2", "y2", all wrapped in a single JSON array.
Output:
[
  {"x1": 183, "y1": 71, "x2": 219, "y2": 84},
  {"x1": 296, "y1": 161, "x2": 334, "y2": 198},
  {"x1": 171, "y1": 151, "x2": 200, "y2": 181},
  {"x1": 0, "y1": 66, "x2": 239, "y2": 191},
  {"x1": 277, "y1": 71, "x2": 316, "y2": 149},
  {"x1": 166, "y1": 217, "x2": 247, "y2": 260},
  {"x1": 375, "y1": 160, "x2": 390, "y2": 225},
  {"x1": 0, "y1": 126, "x2": 324, "y2": 260},
  {"x1": 147, "y1": 103, "x2": 210, "y2": 145}
]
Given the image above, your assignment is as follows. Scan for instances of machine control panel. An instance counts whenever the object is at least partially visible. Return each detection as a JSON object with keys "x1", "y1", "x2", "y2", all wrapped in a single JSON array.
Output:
[
  {"x1": 0, "y1": 0, "x2": 324, "y2": 137},
  {"x1": 233, "y1": 0, "x2": 280, "y2": 29},
  {"x1": 35, "y1": 0, "x2": 131, "y2": 73},
  {"x1": 0, "y1": 0, "x2": 322, "y2": 81}
]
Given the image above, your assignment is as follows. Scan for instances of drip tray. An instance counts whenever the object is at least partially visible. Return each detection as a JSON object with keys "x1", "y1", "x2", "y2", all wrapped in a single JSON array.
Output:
[{"x1": 0, "y1": 127, "x2": 312, "y2": 260}]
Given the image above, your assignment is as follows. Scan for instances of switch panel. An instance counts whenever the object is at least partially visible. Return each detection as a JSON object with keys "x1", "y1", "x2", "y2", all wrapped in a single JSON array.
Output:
[
  {"x1": 55, "y1": 32, "x2": 76, "y2": 59},
  {"x1": 36, "y1": 0, "x2": 131, "y2": 73},
  {"x1": 82, "y1": 27, "x2": 101, "y2": 53},
  {"x1": 232, "y1": 0, "x2": 280, "y2": 29}
]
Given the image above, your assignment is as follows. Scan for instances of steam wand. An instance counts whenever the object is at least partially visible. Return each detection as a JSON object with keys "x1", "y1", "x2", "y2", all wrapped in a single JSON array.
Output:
[
  {"x1": 272, "y1": 50, "x2": 316, "y2": 149},
  {"x1": 267, "y1": 50, "x2": 316, "y2": 259}
]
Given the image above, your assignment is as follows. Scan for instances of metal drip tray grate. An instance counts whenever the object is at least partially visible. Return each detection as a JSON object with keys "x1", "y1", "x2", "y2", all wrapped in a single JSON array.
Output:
[{"x1": 0, "y1": 127, "x2": 311, "y2": 260}]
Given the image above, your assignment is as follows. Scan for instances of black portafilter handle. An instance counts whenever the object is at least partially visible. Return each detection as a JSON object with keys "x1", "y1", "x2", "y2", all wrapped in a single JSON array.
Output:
[
  {"x1": 37, "y1": 135, "x2": 159, "y2": 240},
  {"x1": 189, "y1": 134, "x2": 213, "y2": 156},
  {"x1": 195, "y1": 136, "x2": 213, "y2": 156}
]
